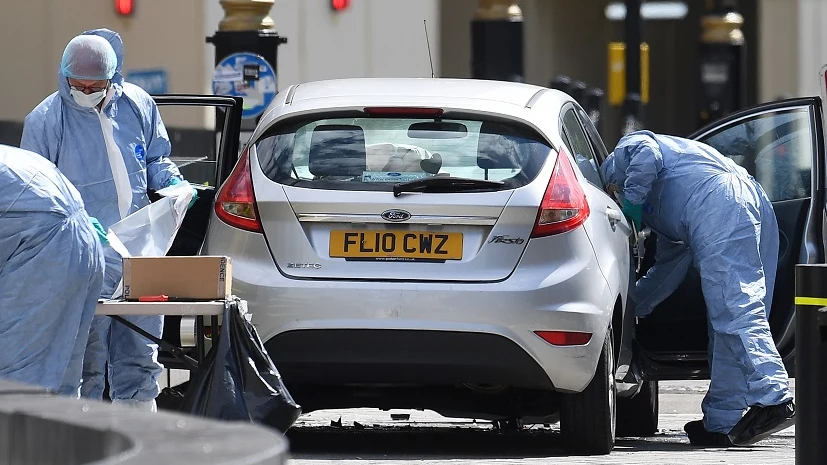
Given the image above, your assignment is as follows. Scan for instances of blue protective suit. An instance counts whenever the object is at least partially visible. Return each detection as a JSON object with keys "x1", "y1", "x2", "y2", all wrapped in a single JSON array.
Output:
[
  {"x1": 21, "y1": 28, "x2": 182, "y2": 404},
  {"x1": 0, "y1": 145, "x2": 104, "y2": 395},
  {"x1": 601, "y1": 131, "x2": 793, "y2": 433}
]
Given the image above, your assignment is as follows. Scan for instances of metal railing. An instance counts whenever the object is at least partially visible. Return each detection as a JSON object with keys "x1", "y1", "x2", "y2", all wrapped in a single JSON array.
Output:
[
  {"x1": 550, "y1": 74, "x2": 647, "y2": 140},
  {"x1": 550, "y1": 75, "x2": 605, "y2": 135}
]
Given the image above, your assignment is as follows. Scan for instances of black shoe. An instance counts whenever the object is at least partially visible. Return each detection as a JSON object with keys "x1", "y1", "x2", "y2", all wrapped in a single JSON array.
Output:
[
  {"x1": 684, "y1": 420, "x2": 734, "y2": 447},
  {"x1": 727, "y1": 400, "x2": 795, "y2": 446}
]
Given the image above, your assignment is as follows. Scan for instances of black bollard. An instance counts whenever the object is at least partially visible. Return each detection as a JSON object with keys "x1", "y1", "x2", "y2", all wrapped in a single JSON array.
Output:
[
  {"x1": 794, "y1": 264, "x2": 827, "y2": 464},
  {"x1": 471, "y1": 4, "x2": 524, "y2": 83}
]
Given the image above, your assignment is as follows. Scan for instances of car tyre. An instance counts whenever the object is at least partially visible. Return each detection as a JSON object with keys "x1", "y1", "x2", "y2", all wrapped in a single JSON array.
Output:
[
  {"x1": 616, "y1": 380, "x2": 659, "y2": 437},
  {"x1": 560, "y1": 329, "x2": 616, "y2": 455}
]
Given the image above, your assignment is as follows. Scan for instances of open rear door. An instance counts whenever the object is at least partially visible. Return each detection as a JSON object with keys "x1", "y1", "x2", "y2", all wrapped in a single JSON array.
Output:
[
  {"x1": 151, "y1": 95, "x2": 243, "y2": 256},
  {"x1": 635, "y1": 97, "x2": 826, "y2": 379},
  {"x1": 149, "y1": 95, "x2": 242, "y2": 370}
]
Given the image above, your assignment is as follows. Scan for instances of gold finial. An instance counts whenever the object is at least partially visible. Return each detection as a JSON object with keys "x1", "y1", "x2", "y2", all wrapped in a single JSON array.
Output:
[
  {"x1": 474, "y1": 0, "x2": 523, "y2": 22},
  {"x1": 218, "y1": 0, "x2": 276, "y2": 32},
  {"x1": 701, "y1": 11, "x2": 744, "y2": 45}
]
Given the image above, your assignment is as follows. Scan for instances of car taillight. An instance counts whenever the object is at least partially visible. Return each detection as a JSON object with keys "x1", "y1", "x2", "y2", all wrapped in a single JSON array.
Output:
[
  {"x1": 535, "y1": 330, "x2": 592, "y2": 346},
  {"x1": 531, "y1": 149, "x2": 590, "y2": 237},
  {"x1": 214, "y1": 149, "x2": 263, "y2": 233}
]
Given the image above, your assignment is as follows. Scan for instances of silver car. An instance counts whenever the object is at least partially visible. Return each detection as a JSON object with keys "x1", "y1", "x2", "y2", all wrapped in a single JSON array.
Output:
[{"x1": 201, "y1": 78, "x2": 644, "y2": 454}]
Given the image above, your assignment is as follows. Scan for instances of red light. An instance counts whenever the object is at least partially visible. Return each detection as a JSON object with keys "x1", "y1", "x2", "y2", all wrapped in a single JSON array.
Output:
[
  {"x1": 114, "y1": 0, "x2": 134, "y2": 16},
  {"x1": 331, "y1": 0, "x2": 350, "y2": 11},
  {"x1": 214, "y1": 149, "x2": 263, "y2": 233},
  {"x1": 530, "y1": 149, "x2": 590, "y2": 237},
  {"x1": 364, "y1": 107, "x2": 444, "y2": 118},
  {"x1": 535, "y1": 331, "x2": 592, "y2": 346}
]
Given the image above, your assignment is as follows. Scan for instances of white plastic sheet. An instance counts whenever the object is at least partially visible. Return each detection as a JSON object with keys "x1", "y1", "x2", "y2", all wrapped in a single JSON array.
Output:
[{"x1": 106, "y1": 182, "x2": 194, "y2": 298}]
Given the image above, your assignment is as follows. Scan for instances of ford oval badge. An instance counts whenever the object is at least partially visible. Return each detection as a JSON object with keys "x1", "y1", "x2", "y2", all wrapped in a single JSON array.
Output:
[{"x1": 381, "y1": 209, "x2": 411, "y2": 222}]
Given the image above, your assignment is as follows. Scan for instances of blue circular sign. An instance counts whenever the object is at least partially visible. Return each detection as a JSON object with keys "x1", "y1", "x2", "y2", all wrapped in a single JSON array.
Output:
[{"x1": 212, "y1": 52, "x2": 277, "y2": 119}]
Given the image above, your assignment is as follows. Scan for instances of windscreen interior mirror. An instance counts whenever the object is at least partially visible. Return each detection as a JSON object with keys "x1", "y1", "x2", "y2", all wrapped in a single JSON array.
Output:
[{"x1": 407, "y1": 121, "x2": 468, "y2": 139}]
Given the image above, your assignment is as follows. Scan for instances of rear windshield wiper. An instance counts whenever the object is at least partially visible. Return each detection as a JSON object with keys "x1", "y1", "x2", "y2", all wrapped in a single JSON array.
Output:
[{"x1": 393, "y1": 176, "x2": 504, "y2": 197}]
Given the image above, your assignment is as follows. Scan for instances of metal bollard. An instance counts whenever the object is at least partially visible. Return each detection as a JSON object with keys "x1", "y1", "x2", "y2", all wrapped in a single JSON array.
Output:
[
  {"x1": 794, "y1": 264, "x2": 827, "y2": 464},
  {"x1": 471, "y1": 1, "x2": 525, "y2": 83}
]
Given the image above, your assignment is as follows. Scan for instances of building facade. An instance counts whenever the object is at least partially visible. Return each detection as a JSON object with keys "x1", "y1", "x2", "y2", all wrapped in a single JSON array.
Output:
[{"x1": 0, "y1": 0, "x2": 825, "y2": 149}]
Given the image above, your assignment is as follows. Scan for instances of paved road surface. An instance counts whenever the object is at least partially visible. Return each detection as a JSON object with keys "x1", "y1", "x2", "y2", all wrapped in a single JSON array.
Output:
[{"x1": 285, "y1": 381, "x2": 795, "y2": 464}]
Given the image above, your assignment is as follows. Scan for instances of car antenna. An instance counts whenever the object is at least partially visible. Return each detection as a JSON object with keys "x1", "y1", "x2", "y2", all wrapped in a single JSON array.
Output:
[{"x1": 424, "y1": 19, "x2": 435, "y2": 78}]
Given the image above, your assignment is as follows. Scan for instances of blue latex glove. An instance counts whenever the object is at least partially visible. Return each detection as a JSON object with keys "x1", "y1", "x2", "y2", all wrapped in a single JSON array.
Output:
[
  {"x1": 168, "y1": 177, "x2": 198, "y2": 210},
  {"x1": 89, "y1": 216, "x2": 109, "y2": 246},
  {"x1": 621, "y1": 198, "x2": 643, "y2": 231}
]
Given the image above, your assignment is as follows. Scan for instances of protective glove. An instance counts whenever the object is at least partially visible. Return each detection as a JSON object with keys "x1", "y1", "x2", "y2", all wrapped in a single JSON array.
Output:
[
  {"x1": 621, "y1": 198, "x2": 643, "y2": 231},
  {"x1": 89, "y1": 216, "x2": 109, "y2": 246},
  {"x1": 168, "y1": 177, "x2": 198, "y2": 210}
]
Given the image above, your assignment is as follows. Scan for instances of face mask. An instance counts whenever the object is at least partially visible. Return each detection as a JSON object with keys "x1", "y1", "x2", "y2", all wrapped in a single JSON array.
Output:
[{"x1": 70, "y1": 89, "x2": 106, "y2": 108}]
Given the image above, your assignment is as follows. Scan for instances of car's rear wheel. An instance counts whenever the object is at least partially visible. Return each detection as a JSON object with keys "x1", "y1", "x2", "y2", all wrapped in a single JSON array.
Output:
[
  {"x1": 616, "y1": 380, "x2": 659, "y2": 437},
  {"x1": 559, "y1": 329, "x2": 616, "y2": 455}
]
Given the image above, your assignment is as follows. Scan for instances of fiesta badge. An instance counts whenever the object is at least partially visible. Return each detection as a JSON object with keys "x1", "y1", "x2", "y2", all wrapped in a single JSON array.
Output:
[{"x1": 381, "y1": 209, "x2": 411, "y2": 222}]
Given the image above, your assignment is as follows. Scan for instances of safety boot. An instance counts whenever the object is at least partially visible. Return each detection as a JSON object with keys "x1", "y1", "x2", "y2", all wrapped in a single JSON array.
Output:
[
  {"x1": 727, "y1": 400, "x2": 795, "y2": 446},
  {"x1": 684, "y1": 420, "x2": 734, "y2": 447}
]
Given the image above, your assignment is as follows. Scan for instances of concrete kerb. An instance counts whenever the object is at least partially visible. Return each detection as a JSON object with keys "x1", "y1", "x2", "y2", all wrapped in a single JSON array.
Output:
[{"x1": 0, "y1": 380, "x2": 289, "y2": 465}]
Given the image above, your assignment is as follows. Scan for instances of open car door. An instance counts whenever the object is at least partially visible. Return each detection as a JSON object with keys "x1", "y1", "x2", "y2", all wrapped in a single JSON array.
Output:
[
  {"x1": 151, "y1": 95, "x2": 243, "y2": 256},
  {"x1": 635, "y1": 97, "x2": 826, "y2": 379},
  {"x1": 150, "y1": 95, "x2": 243, "y2": 368}
]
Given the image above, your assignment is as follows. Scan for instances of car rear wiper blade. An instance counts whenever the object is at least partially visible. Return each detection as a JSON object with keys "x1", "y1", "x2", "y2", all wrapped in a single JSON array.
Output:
[{"x1": 393, "y1": 176, "x2": 504, "y2": 197}]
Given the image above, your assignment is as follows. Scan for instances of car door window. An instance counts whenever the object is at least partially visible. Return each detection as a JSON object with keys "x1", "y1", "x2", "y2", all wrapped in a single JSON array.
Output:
[
  {"x1": 155, "y1": 97, "x2": 243, "y2": 189},
  {"x1": 576, "y1": 107, "x2": 609, "y2": 164},
  {"x1": 698, "y1": 108, "x2": 813, "y2": 201},
  {"x1": 156, "y1": 106, "x2": 222, "y2": 188},
  {"x1": 561, "y1": 108, "x2": 602, "y2": 187}
]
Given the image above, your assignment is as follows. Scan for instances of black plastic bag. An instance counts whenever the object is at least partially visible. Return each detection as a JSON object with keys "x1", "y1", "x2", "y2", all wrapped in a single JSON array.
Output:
[{"x1": 181, "y1": 298, "x2": 301, "y2": 432}]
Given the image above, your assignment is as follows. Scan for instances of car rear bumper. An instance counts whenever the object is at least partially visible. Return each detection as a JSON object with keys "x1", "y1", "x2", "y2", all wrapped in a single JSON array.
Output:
[
  {"x1": 202, "y1": 219, "x2": 616, "y2": 392},
  {"x1": 266, "y1": 329, "x2": 556, "y2": 389}
]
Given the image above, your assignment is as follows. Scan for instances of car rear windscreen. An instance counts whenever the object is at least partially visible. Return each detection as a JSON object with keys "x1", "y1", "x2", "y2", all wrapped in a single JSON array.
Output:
[{"x1": 253, "y1": 116, "x2": 553, "y2": 191}]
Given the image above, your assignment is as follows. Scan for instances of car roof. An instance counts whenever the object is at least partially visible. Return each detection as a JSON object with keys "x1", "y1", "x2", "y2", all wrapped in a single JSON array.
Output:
[
  {"x1": 287, "y1": 78, "x2": 552, "y2": 106},
  {"x1": 255, "y1": 78, "x2": 576, "y2": 143}
]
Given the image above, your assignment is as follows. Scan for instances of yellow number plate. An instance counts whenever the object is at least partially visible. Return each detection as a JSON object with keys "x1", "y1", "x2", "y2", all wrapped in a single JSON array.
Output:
[{"x1": 329, "y1": 230, "x2": 463, "y2": 261}]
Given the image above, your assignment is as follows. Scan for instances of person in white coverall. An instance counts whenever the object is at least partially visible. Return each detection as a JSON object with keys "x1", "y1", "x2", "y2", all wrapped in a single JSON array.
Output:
[
  {"x1": 601, "y1": 131, "x2": 795, "y2": 447},
  {"x1": 21, "y1": 28, "x2": 195, "y2": 411},
  {"x1": 0, "y1": 144, "x2": 105, "y2": 396}
]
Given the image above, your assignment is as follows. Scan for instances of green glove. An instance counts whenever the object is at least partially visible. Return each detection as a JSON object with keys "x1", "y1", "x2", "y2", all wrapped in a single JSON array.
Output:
[
  {"x1": 168, "y1": 177, "x2": 198, "y2": 210},
  {"x1": 89, "y1": 216, "x2": 109, "y2": 246},
  {"x1": 621, "y1": 198, "x2": 643, "y2": 231},
  {"x1": 187, "y1": 186, "x2": 198, "y2": 210}
]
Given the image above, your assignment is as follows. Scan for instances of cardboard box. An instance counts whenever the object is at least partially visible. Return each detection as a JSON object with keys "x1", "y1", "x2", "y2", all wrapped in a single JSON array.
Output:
[{"x1": 123, "y1": 256, "x2": 232, "y2": 301}]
